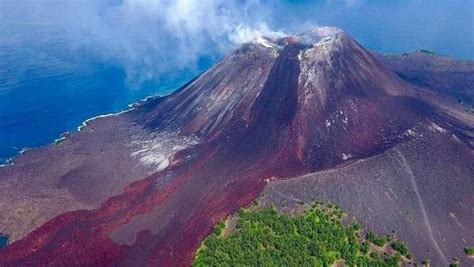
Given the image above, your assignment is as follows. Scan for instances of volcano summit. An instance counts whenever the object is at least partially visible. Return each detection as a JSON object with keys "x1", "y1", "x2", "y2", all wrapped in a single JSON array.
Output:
[{"x1": 0, "y1": 27, "x2": 473, "y2": 266}]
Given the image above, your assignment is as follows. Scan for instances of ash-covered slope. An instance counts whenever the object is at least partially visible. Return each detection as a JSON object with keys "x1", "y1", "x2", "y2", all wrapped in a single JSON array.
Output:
[
  {"x1": 375, "y1": 51, "x2": 474, "y2": 106},
  {"x1": 0, "y1": 27, "x2": 472, "y2": 266}
]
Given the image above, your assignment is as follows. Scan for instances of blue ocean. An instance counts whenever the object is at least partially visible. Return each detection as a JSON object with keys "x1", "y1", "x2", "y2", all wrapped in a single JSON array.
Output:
[
  {"x1": 0, "y1": 26, "x2": 211, "y2": 164},
  {"x1": 1, "y1": 0, "x2": 472, "y2": 165},
  {"x1": 0, "y1": 234, "x2": 7, "y2": 248}
]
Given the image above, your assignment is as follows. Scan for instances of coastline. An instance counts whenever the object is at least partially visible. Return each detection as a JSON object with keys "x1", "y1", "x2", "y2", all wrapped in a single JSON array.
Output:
[
  {"x1": 0, "y1": 65, "x2": 206, "y2": 170},
  {"x1": 0, "y1": 94, "x2": 165, "y2": 169}
]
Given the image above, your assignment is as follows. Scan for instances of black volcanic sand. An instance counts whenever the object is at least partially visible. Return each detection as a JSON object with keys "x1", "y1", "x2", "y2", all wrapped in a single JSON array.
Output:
[
  {"x1": 375, "y1": 51, "x2": 474, "y2": 106},
  {"x1": 261, "y1": 126, "x2": 474, "y2": 265},
  {"x1": 0, "y1": 113, "x2": 182, "y2": 242}
]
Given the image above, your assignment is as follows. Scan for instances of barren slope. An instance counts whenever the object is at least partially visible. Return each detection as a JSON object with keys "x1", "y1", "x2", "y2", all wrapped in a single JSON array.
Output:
[
  {"x1": 375, "y1": 51, "x2": 474, "y2": 106},
  {"x1": 0, "y1": 27, "x2": 472, "y2": 266}
]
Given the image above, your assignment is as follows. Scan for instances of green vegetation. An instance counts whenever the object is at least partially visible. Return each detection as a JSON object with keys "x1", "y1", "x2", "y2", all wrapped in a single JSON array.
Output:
[
  {"x1": 193, "y1": 203, "x2": 410, "y2": 266},
  {"x1": 450, "y1": 256, "x2": 460, "y2": 267},
  {"x1": 420, "y1": 49, "x2": 437, "y2": 55},
  {"x1": 391, "y1": 240, "x2": 409, "y2": 256},
  {"x1": 367, "y1": 231, "x2": 387, "y2": 247},
  {"x1": 213, "y1": 221, "x2": 226, "y2": 236},
  {"x1": 464, "y1": 246, "x2": 474, "y2": 256}
]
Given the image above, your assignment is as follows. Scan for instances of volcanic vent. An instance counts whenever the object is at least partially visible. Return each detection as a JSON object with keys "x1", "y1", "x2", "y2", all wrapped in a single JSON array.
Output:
[{"x1": 0, "y1": 27, "x2": 472, "y2": 266}]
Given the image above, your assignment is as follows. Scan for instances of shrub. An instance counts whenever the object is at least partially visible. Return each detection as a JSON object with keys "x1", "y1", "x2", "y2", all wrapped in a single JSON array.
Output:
[
  {"x1": 420, "y1": 49, "x2": 437, "y2": 55},
  {"x1": 212, "y1": 221, "x2": 225, "y2": 236},
  {"x1": 367, "y1": 231, "x2": 387, "y2": 247},
  {"x1": 391, "y1": 240, "x2": 409, "y2": 256},
  {"x1": 465, "y1": 246, "x2": 474, "y2": 256}
]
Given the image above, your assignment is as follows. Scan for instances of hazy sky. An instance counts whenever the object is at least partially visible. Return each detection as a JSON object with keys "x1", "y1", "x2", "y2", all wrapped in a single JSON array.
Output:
[
  {"x1": 1, "y1": 0, "x2": 473, "y2": 85},
  {"x1": 276, "y1": 0, "x2": 474, "y2": 58}
]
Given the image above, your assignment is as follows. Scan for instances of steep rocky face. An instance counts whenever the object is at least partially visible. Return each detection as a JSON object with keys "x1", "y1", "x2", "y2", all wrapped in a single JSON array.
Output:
[
  {"x1": 0, "y1": 27, "x2": 472, "y2": 266},
  {"x1": 138, "y1": 27, "x2": 436, "y2": 172},
  {"x1": 137, "y1": 42, "x2": 278, "y2": 137}
]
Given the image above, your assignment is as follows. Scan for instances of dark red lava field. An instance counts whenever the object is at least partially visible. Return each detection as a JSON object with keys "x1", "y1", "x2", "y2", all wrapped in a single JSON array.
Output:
[{"x1": 0, "y1": 27, "x2": 473, "y2": 266}]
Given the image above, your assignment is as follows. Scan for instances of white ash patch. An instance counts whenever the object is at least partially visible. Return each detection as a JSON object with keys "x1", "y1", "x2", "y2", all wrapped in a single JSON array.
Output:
[
  {"x1": 342, "y1": 114, "x2": 349, "y2": 125},
  {"x1": 325, "y1": 119, "x2": 332, "y2": 128},
  {"x1": 297, "y1": 50, "x2": 304, "y2": 61},
  {"x1": 297, "y1": 35, "x2": 342, "y2": 109},
  {"x1": 403, "y1": 129, "x2": 417, "y2": 137},
  {"x1": 252, "y1": 36, "x2": 281, "y2": 57},
  {"x1": 130, "y1": 133, "x2": 199, "y2": 172},
  {"x1": 320, "y1": 36, "x2": 333, "y2": 43},
  {"x1": 299, "y1": 64, "x2": 324, "y2": 102},
  {"x1": 429, "y1": 122, "x2": 447, "y2": 134},
  {"x1": 451, "y1": 134, "x2": 461, "y2": 143},
  {"x1": 342, "y1": 153, "x2": 352, "y2": 160}
]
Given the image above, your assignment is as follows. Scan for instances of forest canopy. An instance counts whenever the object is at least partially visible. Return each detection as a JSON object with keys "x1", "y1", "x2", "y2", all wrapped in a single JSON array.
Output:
[{"x1": 193, "y1": 203, "x2": 411, "y2": 266}]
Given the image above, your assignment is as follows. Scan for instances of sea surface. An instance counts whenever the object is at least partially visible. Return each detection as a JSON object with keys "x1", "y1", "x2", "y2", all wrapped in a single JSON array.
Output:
[
  {"x1": 0, "y1": 234, "x2": 7, "y2": 248},
  {"x1": 0, "y1": 26, "x2": 211, "y2": 164},
  {"x1": 1, "y1": 0, "x2": 473, "y2": 164}
]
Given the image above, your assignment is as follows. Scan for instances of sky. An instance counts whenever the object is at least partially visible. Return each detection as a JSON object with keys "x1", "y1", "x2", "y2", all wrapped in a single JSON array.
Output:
[{"x1": 1, "y1": 0, "x2": 473, "y2": 87}]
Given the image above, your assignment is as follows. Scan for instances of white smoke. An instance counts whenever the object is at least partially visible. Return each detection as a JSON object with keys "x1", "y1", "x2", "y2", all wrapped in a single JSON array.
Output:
[
  {"x1": 1, "y1": 0, "x2": 284, "y2": 87},
  {"x1": 229, "y1": 24, "x2": 286, "y2": 44},
  {"x1": 5, "y1": 0, "x2": 468, "y2": 89}
]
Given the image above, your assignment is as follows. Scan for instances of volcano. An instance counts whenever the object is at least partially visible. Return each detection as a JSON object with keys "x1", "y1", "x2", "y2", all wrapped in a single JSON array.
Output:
[{"x1": 0, "y1": 27, "x2": 473, "y2": 266}]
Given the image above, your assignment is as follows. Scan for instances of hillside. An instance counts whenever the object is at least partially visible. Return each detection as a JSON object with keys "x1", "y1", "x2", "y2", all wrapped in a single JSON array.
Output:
[{"x1": 0, "y1": 27, "x2": 472, "y2": 266}]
